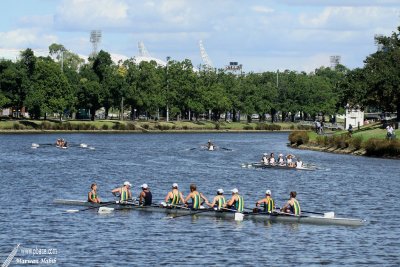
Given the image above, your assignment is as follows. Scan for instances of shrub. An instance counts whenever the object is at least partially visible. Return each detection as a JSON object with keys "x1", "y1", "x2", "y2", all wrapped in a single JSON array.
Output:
[
  {"x1": 243, "y1": 125, "x2": 254, "y2": 130},
  {"x1": 172, "y1": 125, "x2": 176, "y2": 130},
  {"x1": 126, "y1": 123, "x2": 135, "y2": 130},
  {"x1": 90, "y1": 125, "x2": 97, "y2": 130},
  {"x1": 349, "y1": 136, "x2": 363, "y2": 150},
  {"x1": 297, "y1": 125, "x2": 313, "y2": 131},
  {"x1": 288, "y1": 131, "x2": 310, "y2": 146},
  {"x1": 13, "y1": 122, "x2": 21, "y2": 130},
  {"x1": 365, "y1": 139, "x2": 400, "y2": 157},
  {"x1": 102, "y1": 124, "x2": 109, "y2": 130},
  {"x1": 182, "y1": 125, "x2": 188, "y2": 130},
  {"x1": 290, "y1": 125, "x2": 295, "y2": 130},
  {"x1": 215, "y1": 123, "x2": 220, "y2": 130},
  {"x1": 255, "y1": 123, "x2": 266, "y2": 130},
  {"x1": 142, "y1": 124, "x2": 149, "y2": 130},
  {"x1": 316, "y1": 136, "x2": 327, "y2": 146},
  {"x1": 41, "y1": 121, "x2": 52, "y2": 130}
]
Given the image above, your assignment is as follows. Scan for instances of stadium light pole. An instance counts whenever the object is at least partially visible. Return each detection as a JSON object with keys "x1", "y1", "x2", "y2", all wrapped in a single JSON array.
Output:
[{"x1": 166, "y1": 56, "x2": 170, "y2": 122}]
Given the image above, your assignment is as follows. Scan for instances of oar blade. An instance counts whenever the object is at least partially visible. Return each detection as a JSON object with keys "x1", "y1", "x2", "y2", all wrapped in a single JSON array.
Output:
[
  {"x1": 98, "y1": 207, "x2": 114, "y2": 213},
  {"x1": 234, "y1": 212, "x2": 244, "y2": 221},
  {"x1": 324, "y1": 212, "x2": 335, "y2": 218},
  {"x1": 66, "y1": 209, "x2": 80, "y2": 213}
]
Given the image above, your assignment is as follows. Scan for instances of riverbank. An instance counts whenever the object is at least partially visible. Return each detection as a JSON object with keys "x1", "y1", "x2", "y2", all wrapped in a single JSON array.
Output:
[
  {"x1": 288, "y1": 123, "x2": 400, "y2": 158},
  {"x1": 0, "y1": 119, "x2": 315, "y2": 133}
]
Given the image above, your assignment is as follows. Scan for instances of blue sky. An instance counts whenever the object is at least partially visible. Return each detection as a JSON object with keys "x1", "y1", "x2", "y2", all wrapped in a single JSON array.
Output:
[{"x1": 0, "y1": 0, "x2": 399, "y2": 72}]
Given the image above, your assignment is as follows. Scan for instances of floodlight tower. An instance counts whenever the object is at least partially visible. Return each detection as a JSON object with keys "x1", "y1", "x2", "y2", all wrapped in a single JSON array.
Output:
[
  {"x1": 138, "y1": 41, "x2": 151, "y2": 58},
  {"x1": 330, "y1": 55, "x2": 341, "y2": 69},
  {"x1": 199, "y1": 40, "x2": 213, "y2": 70},
  {"x1": 90, "y1": 30, "x2": 102, "y2": 56}
]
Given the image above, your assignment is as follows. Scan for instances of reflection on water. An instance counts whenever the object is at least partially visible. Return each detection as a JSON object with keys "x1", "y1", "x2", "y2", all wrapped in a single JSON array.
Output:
[{"x1": 0, "y1": 133, "x2": 399, "y2": 266}]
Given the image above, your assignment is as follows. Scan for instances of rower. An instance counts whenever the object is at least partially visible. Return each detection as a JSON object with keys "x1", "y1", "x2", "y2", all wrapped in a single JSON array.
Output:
[
  {"x1": 224, "y1": 188, "x2": 244, "y2": 212},
  {"x1": 261, "y1": 153, "x2": 269, "y2": 164},
  {"x1": 286, "y1": 154, "x2": 295, "y2": 168},
  {"x1": 281, "y1": 191, "x2": 301, "y2": 215},
  {"x1": 139, "y1": 184, "x2": 152, "y2": 206},
  {"x1": 207, "y1": 189, "x2": 226, "y2": 210},
  {"x1": 164, "y1": 183, "x2": 185, "y2": 207},
  {"x1": 183, "y1": 184, "x2": 208, "y2": 210},
  {"x1": 254, "y1": 190, "x2": 274, "y2": 213},
  {"x1": 295, "y1": 158, "x2": 303, "y2": 168},
  {"x1": 269, "y1": 153, "x2": 276, "y2": 165},
  {"x1": 277, "y1": 154, "x2": 285, "y2": 166},
  {"x1": 111, "y1": 181, "x2": 132, "y2": 202},
  {"x1": 207, "y1": 139, "x2": 214, "y2": 151},
  {"x1": 88, "y1": 183, "x2": 101, "y2": 203}
]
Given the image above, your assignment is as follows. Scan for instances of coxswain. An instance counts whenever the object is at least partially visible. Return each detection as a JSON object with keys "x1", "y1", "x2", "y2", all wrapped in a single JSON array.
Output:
[
  {"x1": 183, "y1": 184, "x2": 208, "y2": 210},
  {"x1": 281, "y1": 191, "x2": 301, "y2": 215},
  {"x1": 277, "y1": 154, "x2": 285, "y2": 166},
  {"x1": 139, "y1": 184, "x2": 152, "y2": 206},
  {"x1": 88, "y1": 183, "x2": 101, "y2": 203},
  {"x1": 269, "y1": 153, "x2": 276, "y2": 165},
  {"x1": 207, "y1": 189, "x2": 226, "y2": 210},
  {"x1": 112, "y1": 181, "x2": 132, "y2": 202},
  {"x1": 254, "y1": 190, "x2": 274, "y2": 213},
  {"x1": 224, "y1": 188, "x2": 244, "y2": 212}
]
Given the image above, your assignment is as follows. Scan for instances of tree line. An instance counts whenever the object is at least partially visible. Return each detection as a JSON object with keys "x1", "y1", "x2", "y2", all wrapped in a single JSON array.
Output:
[{"x1": 0, "y1": 26, "x2": 399, "y2": 122}]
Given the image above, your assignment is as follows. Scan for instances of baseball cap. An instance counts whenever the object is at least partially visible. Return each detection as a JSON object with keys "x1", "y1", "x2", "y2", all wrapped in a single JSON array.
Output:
[
  {"x1": 231, "y1": 188, "x2": 239, "y2": 194},
  {"x1": 217, "y1": 188, "x2": 224, "y2": 194},
  {"x1": 124, "y1": 181, "x2": 132, "y2": 187},
  {"x1": 141, "y1": 183, "x2": 148, "y2": 189},
  {"x1": 172, "y1": 183, "x2": 178, "y2": 188},
  {"x1": 265, "y1": 190, "x2": 271, "y2": 195}
]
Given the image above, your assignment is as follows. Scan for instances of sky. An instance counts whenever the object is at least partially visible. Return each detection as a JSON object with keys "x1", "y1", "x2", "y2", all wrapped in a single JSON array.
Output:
[{"x1": 0, "y1": 0, "x2": 399, "y2": 72}]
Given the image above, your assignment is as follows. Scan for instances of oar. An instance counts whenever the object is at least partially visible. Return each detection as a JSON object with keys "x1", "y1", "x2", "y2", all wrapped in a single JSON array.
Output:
[
  {"x1": 167, "y1": 208, "x2": 214, "y2": 219},
  {"x1": 275, "y1": 207, "x2": 334, "y2": 218},
  {"x1": 65, "y1": 201, "x2": 116, "y2": 213},
  {"x1": 220, "y1": 147, "x2": 232, "y2": 151}
]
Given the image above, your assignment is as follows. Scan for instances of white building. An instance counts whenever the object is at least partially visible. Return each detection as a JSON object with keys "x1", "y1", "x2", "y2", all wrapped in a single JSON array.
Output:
[{"x1": 345, "y1": 105, "x2": 364, "y2": 130}]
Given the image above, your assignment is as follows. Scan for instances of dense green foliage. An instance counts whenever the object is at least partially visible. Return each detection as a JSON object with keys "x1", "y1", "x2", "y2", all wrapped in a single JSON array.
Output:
[{"x1": 0, "y1": 26, "x2": 399, "y2": 122}]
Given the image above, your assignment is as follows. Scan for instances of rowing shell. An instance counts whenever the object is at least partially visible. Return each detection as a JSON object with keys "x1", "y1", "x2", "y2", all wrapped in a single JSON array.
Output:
[
  {"x1": 54, "y1": 199, "x2": 365, "y2": 226},
  {"x1": 242, "y1": 163, "x2": 316, "y2": 171}
]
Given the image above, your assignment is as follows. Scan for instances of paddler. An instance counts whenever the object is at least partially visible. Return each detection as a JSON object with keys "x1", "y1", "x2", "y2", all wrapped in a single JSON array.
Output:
[
  {"x1": 261, "y1": 153, "x2": 269, "y2": 164},
  {"x1": 112, "y1": 181, "x2": 132, "y2": 202},
  {"x1": 277, "y1": 154, "x2": 285, "y2": 166},
  {"x1": 138, "y1": 184, "x2": 152, "y2": 206},
  {"x1": 223, "y1": 188, "x2": 244, "y2": 212},
  {"x1": 269, "y1": 153, "x2": 276, "y2": 165},
  {"x1": 295, "y1": 158, "x2": 303, "y2": 168},
  {"x1": 207, "y1": 189, "x2": 226, "y2": 210},
  {"x1": 254, "y1": 190, "x2": 275, "y2": 213},
  {"x1": 88, "y1": 183, "x2": 101, "y2": 203},
  {"x1": 183, "y1": 184, "x2": 208, "y2": 210},
  {"x1": 286, "y1": 154, "x2": 295, "y2": 168},
  {"x1": 164, "y1": 183, "x2": 185, "y2": 207},
  {"x1": 281, "y1": 191, "x2": 301, "y2": 215},
  {"x1": 207, "y1": 139, "x2": 214, "y2": 151}
]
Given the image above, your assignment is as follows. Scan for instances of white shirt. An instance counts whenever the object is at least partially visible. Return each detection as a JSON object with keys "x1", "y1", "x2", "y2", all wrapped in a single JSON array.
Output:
[
  {"x1": 296, "y1": 161, "x2": 303, "y2": 168},
  {"x1": 386, "y1": 126, "x2": 394, "y2": 134}
]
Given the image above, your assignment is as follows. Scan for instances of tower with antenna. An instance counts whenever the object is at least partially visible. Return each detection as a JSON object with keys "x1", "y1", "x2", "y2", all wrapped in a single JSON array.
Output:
[
  {"x1": 199, "y1": 40, "x2": 213, "y2": 70},
  {"x1": 90, "y1": 30, "x2": 102, "y2": 56}
]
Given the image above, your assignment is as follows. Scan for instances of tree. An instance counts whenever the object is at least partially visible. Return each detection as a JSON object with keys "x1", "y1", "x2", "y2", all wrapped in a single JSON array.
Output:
[{"x1": 363, "y1": 27, "x2": 400, "y2": 122}]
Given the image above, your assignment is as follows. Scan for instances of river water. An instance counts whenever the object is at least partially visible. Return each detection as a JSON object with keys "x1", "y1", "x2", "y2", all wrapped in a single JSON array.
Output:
[{"x1": 0, "y1": 132, "x2": 399, "y2": 266}]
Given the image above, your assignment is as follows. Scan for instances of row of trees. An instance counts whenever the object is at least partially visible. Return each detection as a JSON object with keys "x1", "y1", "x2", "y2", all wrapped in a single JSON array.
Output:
[{"x1": 0, "y1": 26, "x2": 399, "y2": 122}]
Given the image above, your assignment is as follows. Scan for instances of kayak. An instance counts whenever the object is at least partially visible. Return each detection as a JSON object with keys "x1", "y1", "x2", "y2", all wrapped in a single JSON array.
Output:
[{"x1": 54, "y1": 199, "x2": 365, "y2": 226}]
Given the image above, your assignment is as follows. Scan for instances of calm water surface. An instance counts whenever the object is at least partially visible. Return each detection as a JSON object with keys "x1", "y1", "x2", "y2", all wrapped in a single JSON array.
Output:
[{"x1": 0, "y1": 133, "x2": 399, "y2": 266}]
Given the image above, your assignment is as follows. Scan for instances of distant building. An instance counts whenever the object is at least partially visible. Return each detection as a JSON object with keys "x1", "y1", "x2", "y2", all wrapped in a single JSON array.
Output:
[{"x1": 345, "y1": 105, "x2": 364, "y2": 130}]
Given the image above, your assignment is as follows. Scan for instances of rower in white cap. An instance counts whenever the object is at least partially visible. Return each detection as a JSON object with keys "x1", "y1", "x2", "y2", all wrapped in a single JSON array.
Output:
[
  {"x1": 254, "y1": 190, "x2": 275, "y2": 213},
  {"x1": 139, "y1": 183, "x2": 152, "y2": 206},
  {"x1": 207, "y1": 188, "x2": 226, "y2": 210},
  {"x1": 163, "y1": 183, "x2": 185, "y2": 207},
  {"x1": 112, "y1": 181, "x2": 132, "y2": 202},
  {"x1": 224, "y1": 188, "x2": 244, "y2": 212}
]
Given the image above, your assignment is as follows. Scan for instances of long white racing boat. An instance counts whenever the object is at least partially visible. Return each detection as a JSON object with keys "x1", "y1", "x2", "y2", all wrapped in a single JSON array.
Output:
[
  {"x1": 54, "y1": 199, "x2": 365, "y2": 227},
  {"x1": 242, "y1": 162, "x2": 316, "y2": 171}
]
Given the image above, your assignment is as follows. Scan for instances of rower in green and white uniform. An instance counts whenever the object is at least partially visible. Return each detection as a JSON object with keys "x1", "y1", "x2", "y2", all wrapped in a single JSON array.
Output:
[
  {"x1": 207, "y1": 189, "x2": 226, "y2": 210},
  {"x1": 164, "y1": 183, "x2": 185, "y2": 207},
  {"x1": 88, "y1": 183, "x2": 101, "y2": 203},
  {"x1": 183, "y1": 184, "x2": 208, "y2": 210},
  {"x1": 111, "y1": 181, "x2": 132, "y2": 202},
  {"x1": 224, "y1": 188, "x2": 244, "y2": 212},
  {"x1": 281, "y1": 191, "x2": 301, "y2": 215},
  {"x1": 255, "y1": 190, "x2": 275, "y2": 213}
]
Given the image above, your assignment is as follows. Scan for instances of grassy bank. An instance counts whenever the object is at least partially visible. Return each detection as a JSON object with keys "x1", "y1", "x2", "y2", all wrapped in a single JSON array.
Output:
[
  {"x1": 288, "y1": 122, "x2": 400, "y2": 158},
  {"x1": 0, "y1": 119, "x2": 316, "y2": 133}
]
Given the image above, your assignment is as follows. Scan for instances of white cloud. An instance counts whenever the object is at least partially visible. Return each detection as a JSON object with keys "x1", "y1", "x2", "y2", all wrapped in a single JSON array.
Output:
[
  {"x1": 0, "y1": 29, "x2": 57, "y2": 49},
  {"x1": 251, "y1": 6, "x2": 275, "y2": 14},
  {"x1": 54, "y1": 0, "x2": 129, "y2": 30}
]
